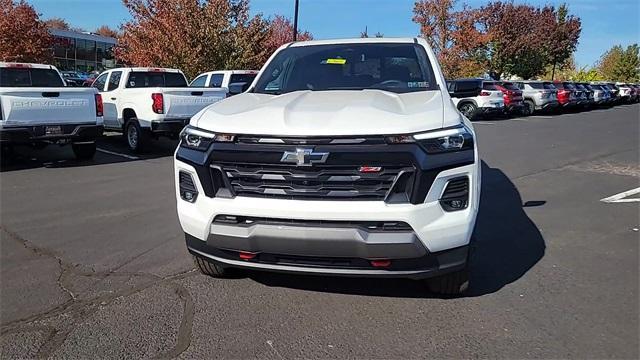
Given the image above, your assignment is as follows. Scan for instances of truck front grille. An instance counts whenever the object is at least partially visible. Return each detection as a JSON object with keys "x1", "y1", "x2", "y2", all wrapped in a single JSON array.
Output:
[{"x1": 217, "y1": 163, "x2": 412, "y2": 200}]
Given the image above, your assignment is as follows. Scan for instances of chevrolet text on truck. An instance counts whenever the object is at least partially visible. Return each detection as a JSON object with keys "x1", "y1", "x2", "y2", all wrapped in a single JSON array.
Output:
[
  {"x1": 175, "y1": 38, "x2": 480, "y2": 295},
  {"x1": 0, "y1": 62, "x2": 103, "y2": 160},
  {"x1": 92, "y1": 67, "x2": 226, "y2": 152}
]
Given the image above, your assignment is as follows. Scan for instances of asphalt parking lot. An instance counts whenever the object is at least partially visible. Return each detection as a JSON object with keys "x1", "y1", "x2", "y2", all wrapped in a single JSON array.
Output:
[{"x1": 1, "y1": 104, "x2": 638, "y2": 359}]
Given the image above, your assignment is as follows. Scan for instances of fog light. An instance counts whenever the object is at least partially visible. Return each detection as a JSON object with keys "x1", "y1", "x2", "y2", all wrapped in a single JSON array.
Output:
[{"x1": 179, "y1": 171, "x2": 198, "y2": 203}]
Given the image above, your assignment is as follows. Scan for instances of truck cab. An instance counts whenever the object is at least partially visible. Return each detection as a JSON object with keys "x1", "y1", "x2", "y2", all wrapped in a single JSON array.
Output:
[
  {"x1": 92, "y1": 67, "x2": 227, "y2": 152},
  {"x1": 189, "y1": 70, "x2": 259, "y2": 96}
]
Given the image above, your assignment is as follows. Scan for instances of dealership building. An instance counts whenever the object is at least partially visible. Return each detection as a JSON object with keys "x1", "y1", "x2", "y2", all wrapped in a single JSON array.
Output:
[{"x1": 50, "y1": 28, "x2": 118, "y2": 73}]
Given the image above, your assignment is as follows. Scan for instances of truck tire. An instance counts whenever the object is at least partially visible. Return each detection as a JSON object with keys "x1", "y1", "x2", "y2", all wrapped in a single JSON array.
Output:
[
  {"x1": 425, "y1": 268, "x2": 470, "y2": 295},
  {"x1": 125, "y1": 118, "x2": 147, "y2": 153},
  {"x1": 458, "y1": 102, "x2": 477, "y2": 120},
  {"x1": 72, "y1": 142, "x2": 96, "y2": 160},
  {"x1": 193, "y1": 255, "x2": 233, "y2": 278},
  {"x1": 523, "y1": 100, "x2": 535, "y2": 116}
]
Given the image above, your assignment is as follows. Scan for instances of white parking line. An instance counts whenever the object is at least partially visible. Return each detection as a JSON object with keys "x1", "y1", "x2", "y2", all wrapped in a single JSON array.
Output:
[
  {"x1": 96, "y1": 148, "x2": 140, "y2": 160},
  {"x1": 600, "y1": 187, "x2": 640, "y2": 203},
  {"x1": 473, "y1": 121, "x2": 495, "y2": 125}
]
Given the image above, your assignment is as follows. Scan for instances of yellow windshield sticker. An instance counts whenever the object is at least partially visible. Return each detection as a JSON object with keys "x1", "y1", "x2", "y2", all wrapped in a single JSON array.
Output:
[{"x1": 325, "y1": 58, "x2": 347, "y2": 65}]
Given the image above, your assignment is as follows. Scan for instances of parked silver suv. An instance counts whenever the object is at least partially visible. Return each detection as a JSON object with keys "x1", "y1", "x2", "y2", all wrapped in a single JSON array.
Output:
[{"x1": 512, "y1": 81, "x2": 559, "y2": 115}]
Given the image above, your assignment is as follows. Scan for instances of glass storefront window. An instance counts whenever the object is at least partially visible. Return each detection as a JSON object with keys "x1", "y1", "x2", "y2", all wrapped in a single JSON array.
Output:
[{"x1": 50, "y1": 33, "x2": 118, "y2": 72}]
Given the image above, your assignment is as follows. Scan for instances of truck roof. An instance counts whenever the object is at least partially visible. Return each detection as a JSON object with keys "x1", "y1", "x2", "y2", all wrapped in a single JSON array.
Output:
[
  {"x1": 106, "y1": 67, "x2": 184, "y2": 73},
  {"x1": 0, "y1": 62, "x2": 57, "y2": 69},
  {"x1": 288, "y1": 37, "x2": 419, "y2": 47},
  {"x1": 202, "y1": 70, "x2": 258, "y2": 75}
]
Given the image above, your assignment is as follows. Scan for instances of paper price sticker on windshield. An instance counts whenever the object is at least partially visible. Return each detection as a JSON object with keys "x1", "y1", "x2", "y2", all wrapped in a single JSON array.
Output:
[
  {"x1": 324, "y1": 58, "x2": 347, "y2": 65},
  {"x1": 408, "y1": 81, "x2": 429, "y2": 88}
]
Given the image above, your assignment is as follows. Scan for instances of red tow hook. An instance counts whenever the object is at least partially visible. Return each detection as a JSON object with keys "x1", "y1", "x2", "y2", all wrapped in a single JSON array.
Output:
[
  {"x1": 370, "y1": 259, "x2": 392, "y2": 268},
  {"x1": 239, "y1": 251, "x2": 256, "y2": 260}
]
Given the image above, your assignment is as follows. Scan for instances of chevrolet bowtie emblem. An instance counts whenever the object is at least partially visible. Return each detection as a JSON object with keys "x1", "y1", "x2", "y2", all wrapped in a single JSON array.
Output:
[{"x1": 280, "y1": 148, "x2": 329, "y2": 166}]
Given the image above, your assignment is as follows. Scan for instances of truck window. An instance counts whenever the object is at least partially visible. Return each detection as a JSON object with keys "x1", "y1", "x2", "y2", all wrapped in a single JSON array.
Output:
[
  {"x1": 482, "y1": 82, "x2": 499, "y2": 90},
  {"x1": 254, "y1": 43, "x2": 438, "y2": 95},
  {"x1": 209, "y1": 74, "x2": 224, "y2": 88},
  {"x1": 500, "y1": 82, "x2": 519, "y2": 90},
  {"x1": 190, "y1": 75, "x2": 207, "y2": 87},
  {"x1": 229, "y1": 73, "x2": 257, "y2": 85},
  {"x1": 0, "y1": 68, "x2": 64, "y2": 87},
  {"x1": 527, "y1": 82, "x2": 545, "y2": 89},
  {"x1": 126, "y1": 71, "x2": 188, "y2": 88},
  {"x1": 93, "y1": 73, "x2": 108, "y2": 91},
  {"x1": 107, "y1": 71, "x2": 122, "y2": 91}
]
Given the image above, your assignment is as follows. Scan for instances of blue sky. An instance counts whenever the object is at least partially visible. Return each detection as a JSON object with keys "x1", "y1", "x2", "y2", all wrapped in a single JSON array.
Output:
[{"x1": 29, "y1": 0, "x2": 640, "y2": 67}]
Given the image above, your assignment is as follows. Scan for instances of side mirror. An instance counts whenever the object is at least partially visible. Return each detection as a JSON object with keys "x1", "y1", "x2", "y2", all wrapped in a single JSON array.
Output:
[{"x1": 228, "y1": 82, "x2": 249, "y2": 96}]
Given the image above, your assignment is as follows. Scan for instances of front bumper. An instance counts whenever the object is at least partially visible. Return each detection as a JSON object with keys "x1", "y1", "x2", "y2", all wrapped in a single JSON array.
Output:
[
  {"x1": 504, "y1": 102, "x2": 524, "y2": 113},
  {"x1": 176, "y1": 157, "x2": 480, "y2": 278},
  {"x1": 186, "y1": 233, "x2": 469, "y2": 280},
  {"x1": 535, "y1": 100, "x2": 559, "y2": 110},
  {"x1": 0, "y1": 123, "x2": 102, "y2": 144}
]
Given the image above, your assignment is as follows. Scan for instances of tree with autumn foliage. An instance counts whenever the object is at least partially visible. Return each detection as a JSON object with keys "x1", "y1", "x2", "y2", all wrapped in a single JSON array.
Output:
[
  {"x1": 261, "y1": 15, "x2": 312, "y2": 63},
  {"x1": 44, "y1": 17, "x2": 70, "y2": 30},
  {"x1": 413, "y1": 1, "x2": 581, "y2": 80},
  {"x1": 95, "y1": 25, "x2": 120, "y2": 39},
  {"x1": 0, "y1": 0, "x2": 53, "y2": 63},
  {"x1": 412, "y1": 0, "x2": 486, "y2": 78},
  {"x1": 118, "y1": 0, "x2": 307, "y2": 80}
]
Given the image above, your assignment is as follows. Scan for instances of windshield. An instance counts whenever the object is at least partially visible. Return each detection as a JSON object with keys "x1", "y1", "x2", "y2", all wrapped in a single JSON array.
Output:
[
  {"x1": 126, "y1": 71, "x2": 188, "y2": 88},
  {"x1": 0, "y1": 68, "x2": 64, "y2": 87},
  {"x1": 253, "y1": 43, "x2": 438, "y2": 95}
]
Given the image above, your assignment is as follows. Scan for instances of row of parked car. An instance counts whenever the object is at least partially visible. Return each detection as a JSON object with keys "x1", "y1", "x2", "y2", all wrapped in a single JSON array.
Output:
[{"x1": 447, "y1": 78, "x2": 640, "y2": 120}]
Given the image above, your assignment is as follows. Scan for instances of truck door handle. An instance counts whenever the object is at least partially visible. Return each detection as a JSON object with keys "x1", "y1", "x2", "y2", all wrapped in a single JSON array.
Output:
[
  {"x1": 110, "y1": 97, "x2": 117, "y2": 100},
  {"x1": 42, "y1": 92, "x2": 60, "y2": 97},
  {"x1": 191, "y1": 91, "x2": 203, "y2": 96}
]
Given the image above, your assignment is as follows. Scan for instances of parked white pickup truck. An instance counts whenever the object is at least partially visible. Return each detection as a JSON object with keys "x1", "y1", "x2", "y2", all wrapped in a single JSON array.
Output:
[
  {"x1": 93, "y1": 67, "x2": 226, "y2": 152},
  {"x1": 189, "y1": 70, "x2": 258, "y2": 96},
  {"x1": 0, "y1": 62, "x2": 103, "y2": 160}
]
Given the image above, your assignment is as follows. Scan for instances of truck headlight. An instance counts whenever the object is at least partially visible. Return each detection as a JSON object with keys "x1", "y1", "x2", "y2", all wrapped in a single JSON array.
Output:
[
  {"x1": 386, "y1": 125, "x2": 474, "y2": 153},
  {"x1": 179, "y1": 125, "x2": 235, "y2": 151}
]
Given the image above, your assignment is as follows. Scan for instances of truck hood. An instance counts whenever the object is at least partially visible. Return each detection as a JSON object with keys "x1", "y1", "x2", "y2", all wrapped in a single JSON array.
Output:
[{"x1": 192, "y1": 90, "x2": 450, "y2": 136}]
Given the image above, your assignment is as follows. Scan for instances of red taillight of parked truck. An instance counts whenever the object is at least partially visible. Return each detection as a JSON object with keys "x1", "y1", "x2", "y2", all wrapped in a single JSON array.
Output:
[
  {"x1": 151, "y1": 93, "x2": 164, "y2": 114},
  {"x1": 95, "y1": 94, "x2": 103, "y2": 117},
  {"x1": 556, "y1": 90, "x2": 571, "y2": 105}
]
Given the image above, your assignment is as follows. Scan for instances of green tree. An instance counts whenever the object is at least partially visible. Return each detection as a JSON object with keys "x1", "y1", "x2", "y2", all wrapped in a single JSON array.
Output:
[{"x1": 597, "y1": 44, "x2": 640, "y2": 81}]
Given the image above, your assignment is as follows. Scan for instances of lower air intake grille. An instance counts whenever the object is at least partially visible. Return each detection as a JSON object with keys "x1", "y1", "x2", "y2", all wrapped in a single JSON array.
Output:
[
  {"x1": 179, "y1": 171, "x2": 198, "y2": 202},
  {"x1": 440, "y1": 176, "x2": 469, "y2": 211}
]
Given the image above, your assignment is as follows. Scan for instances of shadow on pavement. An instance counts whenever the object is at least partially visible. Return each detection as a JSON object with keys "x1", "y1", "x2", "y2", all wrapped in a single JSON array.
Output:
[
  {"x1": 0, "y1": 134, "x2": 178, "y2": 172},
  {"x1": 248, "y1": 161, "x2": 546, "y2": 298}
]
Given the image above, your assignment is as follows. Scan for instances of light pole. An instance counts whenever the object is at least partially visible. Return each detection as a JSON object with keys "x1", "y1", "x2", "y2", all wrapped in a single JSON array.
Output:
[{"x1": 293, "y1": 0, "x2": 299, "y2": 41}]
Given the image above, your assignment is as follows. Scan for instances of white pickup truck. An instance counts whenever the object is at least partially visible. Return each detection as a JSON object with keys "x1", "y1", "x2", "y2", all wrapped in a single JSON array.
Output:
[
  {"x1": 0, "y1": 62, "x2": 103, "y2": 160},
  {"x1": 176, "y1": 38, "x2": 480, "y2": 295},
  {"x1": 93, "y1": 67, "x2": 226, "y2": 152},
  {"x1": 189, "y1": 70, "x2": 258, "y2": 96}
]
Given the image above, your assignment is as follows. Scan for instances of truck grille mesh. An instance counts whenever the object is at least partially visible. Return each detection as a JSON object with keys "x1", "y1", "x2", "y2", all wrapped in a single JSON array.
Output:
[{"x1": 217, "y1": 163, "x2": 410, "y2": 200}]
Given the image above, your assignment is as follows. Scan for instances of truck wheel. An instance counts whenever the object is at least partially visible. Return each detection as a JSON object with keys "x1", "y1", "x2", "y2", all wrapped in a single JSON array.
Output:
[
  {"x1": 125, "y1": 119, "x2": 147, "y2": 153},
  {"x1": 458, "y1": 102, "x2": 477, "y2": 120},
  {"x1": 193, "y1": 255, "x2": 233, "y2": 278},
  {"x1": 72, "y1": 142, "x2": 96, "y2": 160},
  {"x1": 523, "y1": 100, "x2": 535, "y2": 116},
  {"x1": 425, "y1": 268, "x2": 470, "y2": 295}
]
